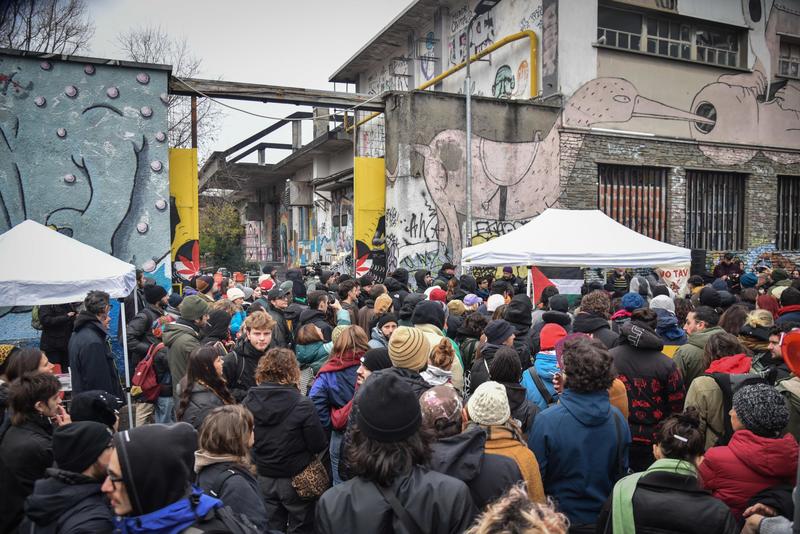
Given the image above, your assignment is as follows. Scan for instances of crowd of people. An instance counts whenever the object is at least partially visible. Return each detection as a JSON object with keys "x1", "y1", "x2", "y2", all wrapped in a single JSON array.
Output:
[{"x1": 1, "y1": 257, "x2": 800, "y2": 533}]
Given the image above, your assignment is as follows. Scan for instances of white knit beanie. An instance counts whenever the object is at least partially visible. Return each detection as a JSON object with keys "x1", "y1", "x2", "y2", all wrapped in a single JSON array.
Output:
[
  {"x1": 487, "y1": 294, "x2": 505, "y2": 312},
  {"x1": 649, "y1": 294, "x2": 675, "y2": 314},
  {"x1": 467, "y1": 381, "x2": 510, "y2": 426}
]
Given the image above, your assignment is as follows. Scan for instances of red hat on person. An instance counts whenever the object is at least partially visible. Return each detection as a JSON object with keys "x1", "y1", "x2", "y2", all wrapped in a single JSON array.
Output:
[
  {"x1": 259, "y1": 278, "x2": 275, "y2": 291},
  {"x1": 540, "y1": 323, "x2": 568, "y2": 351},
  {"x1": 428, "y1": 287, "x2": 447, "y2": 303}
]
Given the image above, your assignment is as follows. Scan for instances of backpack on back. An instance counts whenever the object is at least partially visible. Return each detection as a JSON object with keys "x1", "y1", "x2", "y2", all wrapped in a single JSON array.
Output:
[
  {"x1": 132, "y1": 342, "x2": 164, "y2": 402},
  {"x1": 708, "y1": 372, "x2": 768, "y2": 446}
]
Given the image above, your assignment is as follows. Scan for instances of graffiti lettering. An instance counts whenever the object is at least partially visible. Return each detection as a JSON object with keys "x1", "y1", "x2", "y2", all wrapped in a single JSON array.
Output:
[{"x1": 473, "y1": 219, "x2": 529, "y2": 238}]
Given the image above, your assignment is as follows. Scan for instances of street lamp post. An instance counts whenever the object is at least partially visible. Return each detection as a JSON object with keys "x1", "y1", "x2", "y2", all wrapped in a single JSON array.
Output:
[{"x1": 463, "y1": 0, "x2": 500, "y2": 274}]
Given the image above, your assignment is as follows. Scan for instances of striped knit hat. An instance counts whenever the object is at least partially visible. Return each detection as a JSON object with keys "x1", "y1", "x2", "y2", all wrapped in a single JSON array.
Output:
[{"x1": 388, "y1": 326, "x2": 431, "y2": 371}]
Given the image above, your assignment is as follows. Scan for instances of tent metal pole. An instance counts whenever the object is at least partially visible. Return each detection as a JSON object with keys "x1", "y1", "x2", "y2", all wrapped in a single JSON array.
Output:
[
  {"x1": 119, "y1": 300, "x2": 134, "y2": 428},
  {"x1": 527, "y1": 267, "x2": 533, "y2": 299}
]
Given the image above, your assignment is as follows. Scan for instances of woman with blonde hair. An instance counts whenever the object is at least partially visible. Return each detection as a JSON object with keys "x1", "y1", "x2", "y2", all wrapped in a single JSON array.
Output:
[
  {"x1": 243, "y1": 348, "x2": 327, "y2": 534},
  {"x1": 196, "y1": 405, "x2": 268, "y2": 530},
  {"x1": 310, "y1": 325, "x2": 370, "y2": 485},
  {"x1": 466, "y1": 485, "x2": 567, "y2": 534}
]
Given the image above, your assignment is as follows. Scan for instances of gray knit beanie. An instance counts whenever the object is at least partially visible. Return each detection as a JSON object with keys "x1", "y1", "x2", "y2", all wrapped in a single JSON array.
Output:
[{"x1": 733, "y1": 383, "x2": 789, "y2": 438}]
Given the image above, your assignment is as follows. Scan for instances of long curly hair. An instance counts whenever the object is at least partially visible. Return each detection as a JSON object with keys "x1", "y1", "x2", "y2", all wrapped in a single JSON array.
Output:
[
  {"x1": 176, "y1": 346, "x2": 234, "y2": 420},
  {"x1": 465, "y1": 485, "x2": 568, "y2": 534}
]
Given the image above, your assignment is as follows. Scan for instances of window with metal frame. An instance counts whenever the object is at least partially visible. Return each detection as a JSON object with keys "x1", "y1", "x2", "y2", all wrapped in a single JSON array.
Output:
[
  {"x1": 597, "y1": 164, "x2": 668, "y2": 241},
  {"x1": 777, "y1": 175, "x2": 800, "y2": 250},
  {"x1": 685, "y1": 170, "x2": 745, "y2": 250},
  {"x1": 597, "y1": 5, "x2": 744, "y2": 68}
]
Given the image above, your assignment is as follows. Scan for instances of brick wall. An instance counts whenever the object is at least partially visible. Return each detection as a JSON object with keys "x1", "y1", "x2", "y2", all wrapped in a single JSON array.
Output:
[{"x1": 559, "y1": 131, "x2": 800, "y2": 264}]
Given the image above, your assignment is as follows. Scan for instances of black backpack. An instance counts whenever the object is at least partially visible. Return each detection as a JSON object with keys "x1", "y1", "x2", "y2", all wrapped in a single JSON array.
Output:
[
  {"x1": 707, "y1": 373, "x2": 768, "y2": 446},
  {"x1": 183, "y1": 494, "x2": 259, "y2": 534}
]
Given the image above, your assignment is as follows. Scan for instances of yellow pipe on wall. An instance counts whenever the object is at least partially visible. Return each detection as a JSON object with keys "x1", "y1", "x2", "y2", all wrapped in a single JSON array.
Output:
[{"x1": 345, "y1": 30, "x2": 539, "y2": 133}]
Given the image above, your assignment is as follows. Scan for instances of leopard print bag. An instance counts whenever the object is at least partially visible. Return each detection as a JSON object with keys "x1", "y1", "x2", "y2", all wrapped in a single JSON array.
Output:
[{"x1": 291, "y1": 456, "x2": 330, "y2": 499}]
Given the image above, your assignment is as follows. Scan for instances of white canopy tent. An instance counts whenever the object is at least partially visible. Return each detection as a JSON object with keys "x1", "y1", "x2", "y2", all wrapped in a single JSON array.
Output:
[
  {"x1": 462, "y1": 209, "x2": 692, "y2": 268},
  {"x1": 0, "y1": 219, "x2": 138, "y2": 424}
]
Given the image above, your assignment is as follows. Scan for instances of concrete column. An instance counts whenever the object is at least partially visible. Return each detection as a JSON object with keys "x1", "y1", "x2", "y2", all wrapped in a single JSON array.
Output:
[
  {"x1": 668, "y1": 166, "x2": 686, "y2": 247},
  {"x1": 292, "y1": 121, "x2": 302, "y2": 152},
  {"x1": 313, "y1": 108, "x2": 329, "y2": 139}
]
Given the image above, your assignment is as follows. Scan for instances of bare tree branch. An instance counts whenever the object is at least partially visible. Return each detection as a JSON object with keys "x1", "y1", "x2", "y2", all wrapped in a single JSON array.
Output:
[
  {"x1": 0, "y1": 0, "x2": 94, "y2": 55},
  {"x1": 114, "y1": 26, "x2": 224, "y2": 163}
]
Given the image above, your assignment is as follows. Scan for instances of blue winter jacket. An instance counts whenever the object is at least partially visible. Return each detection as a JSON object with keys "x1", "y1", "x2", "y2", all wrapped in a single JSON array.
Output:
[
  {"x1": 653, "y1": 308, "x2": 687, "y2": 345},
  {"x1": 521, "y1": 352, "x2": 560, "y2": 411},
  {"x1": 229, "y1": 310, "x2": 246, "y2": 335},
  {"x1": 528, "y1": 389, "x2": 631, "y2": 526},
  {"x1": 309, "y1": 365, "x2": 358, "y2": 431}
]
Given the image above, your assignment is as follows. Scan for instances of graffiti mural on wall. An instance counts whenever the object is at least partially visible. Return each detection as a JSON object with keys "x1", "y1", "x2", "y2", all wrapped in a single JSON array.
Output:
[
  {"x1": 0, "y1": 52, "x2": 170, "y2": 338},
  {"x1": 419, "y1": 31, "x2": 437, "y2": 82},
  {"x1": 448, "y1": 5, "x2": 495, "y2": 67},
  {"x1": 169, "y1": 148, "x2": 200, "y2": 284}
]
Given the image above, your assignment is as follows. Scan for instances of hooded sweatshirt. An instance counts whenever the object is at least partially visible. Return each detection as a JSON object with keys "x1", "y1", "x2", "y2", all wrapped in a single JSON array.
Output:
[
  {"x1": 414, "y1": 270, "x2": 431, "y2": 293},
  {"x1": 243, "y1": 383, "x2": 327, "y2": 478},
  {"x1": 528, "y1": 388, "x2": 631, "y2": 526},
  {"x1": 673, "y1": 326, "x2": 725, "y2": 387},
  {"x1": 20, "y1": 468, "x2": 114, "y2": 534},
  {"x1": 610, "y1": 321, "x2": 685, "y2": 446},
  {"x1": 429, "y1": 426, "x2": 523, "y2": 509},
  {"x1": 398, "y1": 293, "x2": 423, "y2": 327},
  {"x1": 113, "y1": 422, "x2": 223, "y2": 531},
  {"x1": 653, "y1": 308, "x2": 688, "y2": 346},
  {"x1": 572, "y1": 313, "x2": 618, "y2": 349}
]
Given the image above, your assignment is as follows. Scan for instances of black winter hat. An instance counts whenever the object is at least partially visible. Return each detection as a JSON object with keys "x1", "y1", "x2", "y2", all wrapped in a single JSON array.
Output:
[
  {"x1": 548, "y1": 294, "x2": 570, "y2": 313},
  {"x1": 718, "y1": 290, "x2": 736, "y2": 309},
  {"x1": 357, "y1": 371, "x2": 421, "y2": 442},
  {"x1": 53, "y1": 421, "x2": 113, "y2": 474},
  {"x1": 399, "y1": 293, "x2": 424, "y2": 321},
  {"x1": 504, "y1": 294, "x2": 533, "y2": 326},
  {"x1": 411, "y1": 300, "x2": 445, "y2": 329},
  {"x1": 700, "y1": 286, "x2": 721, "y2": 309},
  {"x1": 484, "y1": 319, "x2": 515, "y2": 345},
  {"x1": 377, "y1": 312, "x2": 399, "y2": 329},
  {"x1": 362, "y1": 347, "x2": 393, "y2": 372},
  {"x1": 143, "y1": 284, "x2": 168, "y2": 305},
  {"x1": 114, "y1": 422, "x2": 198, "y2": 516},
  {"x1": 69, "y1": 390, "x2": 121, "y2": 429}
]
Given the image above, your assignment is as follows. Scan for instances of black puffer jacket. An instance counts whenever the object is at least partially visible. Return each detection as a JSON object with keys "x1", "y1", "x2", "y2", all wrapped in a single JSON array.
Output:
[
  {"x1": 125, "y1": 305, "x2": 164, "y2": 369},
  {"x1": 20, "y1": 468, "x2": 114, "y2": 534},
  {"x1": 468, "y1": 343, "x2": 502, "y2": 396},
  {"x1": 315, "y1": 465, "x2": 476, "y2": 534},
  {"x1": 383, "y1": 276, "x2": 409, "y2": 311},
  {"x1": 178, "y1": 384, "x2": 226, "y2": 430},
  {"x1": 38, "y1": 303, "x2": 77, "y2": 354},
  {"x1": 502, "y1": 382, "x2": 539, "y2": 435},
  {"x1": 68, "y1": 313, "x2": 124, "y2": 398},
  {"x1": 597, "y1": 470, "x2": 739, "y2": 534},
  {"x1": 243, "y1": 383, "x2": 327, "y2": 478},
  {"x1": 297, "y1": 308, "x2": 332, "y2": 342},
  {"x1": 223, "y1": 338, "x2": 267, "y2": 402},
  {"x1": 0, "y1": 415, "x2": 53, "y2": 532},
  {"x1": 572, "y1": 312, "x2": 618, "y2": 349},
  {"x1": 196, "y1": 459, "x2": 268, "y2": 531},
  {"x1": 429, "y1": 426, "x2": 522, "y2": 509},
  {"x1": 505, "y1": 295, "x2": 535, "y2": 370}
]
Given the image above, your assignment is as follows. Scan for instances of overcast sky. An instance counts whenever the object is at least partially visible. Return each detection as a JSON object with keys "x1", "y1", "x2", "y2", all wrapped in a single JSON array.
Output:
[{"x1": 88, "y1": 0, "x2": 406, "y2": 163}]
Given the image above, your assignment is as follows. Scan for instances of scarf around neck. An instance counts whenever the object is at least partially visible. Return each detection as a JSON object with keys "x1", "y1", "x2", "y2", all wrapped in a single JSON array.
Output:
[{"x1": 611, "y1": 458, "x2": 697, "y2": 534}]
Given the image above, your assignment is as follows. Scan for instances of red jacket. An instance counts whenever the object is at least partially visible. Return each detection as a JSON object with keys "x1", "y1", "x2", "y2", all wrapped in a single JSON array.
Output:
[{"x1": 698, "y1": 429, "x2": 798, "y2": 518}]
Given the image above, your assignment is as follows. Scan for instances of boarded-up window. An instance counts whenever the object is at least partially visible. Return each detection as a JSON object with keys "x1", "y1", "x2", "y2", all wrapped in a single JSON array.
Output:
[
  {"x1": 685, "y1": 170, "x2": 744, "y2": 250},
  {"x1": 777, "y1": 175, "x2": 800, "y2": 250},
  {"x1": 598, "y1": 164, "x2": 668, "y2": 241}
]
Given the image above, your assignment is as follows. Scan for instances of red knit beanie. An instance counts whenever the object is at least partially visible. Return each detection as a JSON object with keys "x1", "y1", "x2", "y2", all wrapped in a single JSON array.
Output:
[{"x1": 540, "y1": 323, "x2": 568, "y2": 351}]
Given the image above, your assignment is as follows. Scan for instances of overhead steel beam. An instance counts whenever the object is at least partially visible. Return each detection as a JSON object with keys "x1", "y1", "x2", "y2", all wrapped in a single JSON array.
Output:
[
  {"x1": 223, "y1": 112, "x2": 312, "y2": 157},
  {"x1": 169, "y1": 77, "x2": 385, "y2": 112}
]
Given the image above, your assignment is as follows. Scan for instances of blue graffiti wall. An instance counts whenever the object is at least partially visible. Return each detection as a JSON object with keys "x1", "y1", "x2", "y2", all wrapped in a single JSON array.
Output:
[{"x1": 0, "y1": 51, "x2": 171, "y2": 343}]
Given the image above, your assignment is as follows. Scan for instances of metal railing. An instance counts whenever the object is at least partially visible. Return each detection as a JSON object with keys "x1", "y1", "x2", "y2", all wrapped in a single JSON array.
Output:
[{"x1": 344, "y1": 30, "x2": 539, "y2": 134}]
